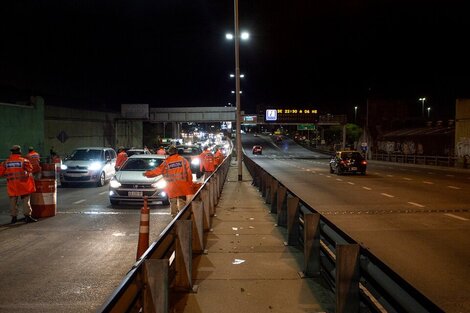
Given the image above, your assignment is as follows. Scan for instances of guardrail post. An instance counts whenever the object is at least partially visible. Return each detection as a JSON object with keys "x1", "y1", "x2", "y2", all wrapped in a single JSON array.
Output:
[
  {"x1": 200, "y1": 189, "x2": 211, "y2": 231},
  {"x1": 143, "y1": 259, "x2": 168, "y2": 313},
  {"x1": 336, "y1": 244, "x2": 360, "y2": 313},
  {"x1": 269, "y1": 180, "x2": 279, "y2": 213},
  {"x1": 211, "y1": 177, "x2": 218, "y2": 210},
  {"x1": 302, "y1": 212, "x2": 320, "y2": 277},
  {"x1": 261, "y1": 172, "x2": 271, "y2": 197},
  {"x1": 191, "y1": 200, "x2": 205, "y2": 253},
  {"x1": 276, "y1": 185, "x2": 287, "y2": 227},
  {"x1": 206, "y1": 182, "x2": 215, "y2": 217},
  {"x1": 175, "y1": 220, "x2": 197, "y2": 292},
  {"x1": 285, "y1": 196, "x2": 300, "y2": 246}
]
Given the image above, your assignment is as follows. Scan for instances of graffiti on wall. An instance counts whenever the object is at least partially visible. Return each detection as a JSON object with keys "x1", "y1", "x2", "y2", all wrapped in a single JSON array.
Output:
[
  {"x1": 456, "y1": 137, "x2": 470, "y2": 158},
  {"x1": 377, "y1": 140, "x2": 424, "y2": 155}
]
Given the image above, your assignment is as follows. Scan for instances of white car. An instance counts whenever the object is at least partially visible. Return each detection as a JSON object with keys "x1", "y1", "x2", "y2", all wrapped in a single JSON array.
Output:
[
  {"x1": 109, "y1": 154, "x2": 169, "y2": 206},
  {"x1": 60, "y1": 147, "x2": 116, "y2": 187}
]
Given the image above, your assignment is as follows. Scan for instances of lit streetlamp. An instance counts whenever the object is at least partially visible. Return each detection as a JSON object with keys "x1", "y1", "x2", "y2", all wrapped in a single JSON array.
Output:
[
  {"x1": 419, "y1": 97, "x2": 426, "y2": 117},
  {"x1": 354, "y1": 106, "x2": 358, "y2": 123},
  {"x1": 230, "y1": 73, "x2": 245, "y2": 78},
  {"x1": 427, "y1": 107, "x2": 431, "y2": 118}
]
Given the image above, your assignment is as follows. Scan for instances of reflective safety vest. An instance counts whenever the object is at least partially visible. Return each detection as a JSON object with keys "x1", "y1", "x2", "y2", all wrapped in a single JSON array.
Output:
[
  {"x1": 0, "y1": 154, "x2": 36, "y2": 196},
  {"x1": 199, "y1": 150, "x2": 215, "y2": 172},
  {"x1": 144, "y1": 154, "x2": 193, "y2": 198},
  {"x1": 115, "y1": 151, "x2": 128, "y2": 168},
  {"x1": 214, "y1": 150, "x2": 223, "y2": 166},
  {"x1": 26, "y1": 151, "x2": 41, "y2": 174}
]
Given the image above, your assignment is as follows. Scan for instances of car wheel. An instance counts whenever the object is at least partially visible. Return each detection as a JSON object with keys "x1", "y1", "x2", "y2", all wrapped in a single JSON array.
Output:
[
  {"x1": 163, "y1": 198, "x2": 170, "y2": 205},
  {"x1": 361, "y1": 171, "x2": 366, "y2": 175},
  {"x1": 329, "y1": 166, "x2": 334, "y2": 174},
  {"x1": 97, "y1": 172, "x2": 106, "y2": 187},
  {"x1": 196, "y1": 171, "x2": 203, "y2": 179},
  {"x1": 110, "y1": 199, "x2": 119, "y2": 205},
  {"x1": 336, "y1": 167, "x2": 343, "y2": 175},
  {"x1": 60, "y1": 182, "x2": 68, "y2": 188}
]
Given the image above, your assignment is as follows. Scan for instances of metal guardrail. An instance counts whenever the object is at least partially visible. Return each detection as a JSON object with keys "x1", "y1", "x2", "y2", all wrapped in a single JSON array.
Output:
[
  {"x1": 98, "y1": 155, "x2": 231, "y2": 313},
  {"x1": 371, "y1": 153, "x2": 458, "y2": 168},
  {"x1": 243, "y1": 155, "x2": 444, "y2": 313}
]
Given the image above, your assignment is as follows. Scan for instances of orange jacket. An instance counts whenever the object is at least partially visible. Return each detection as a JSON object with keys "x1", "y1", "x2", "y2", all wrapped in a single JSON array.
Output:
[
  {"x1": 115, "y1": 151, "x2": 128, "y2": 168},
  {"x1": 26, "y1": 150, "x2": 41, "y2": 174},
  {"x1": 199, "y1": 150, "x2": 215, "y2": 172},
  {"x1": 144, "y1": 154, "x2": 193, "y2": 198},
  {"x1": 214, "y1": 150, "x2": 223, "y2": 167},
  {"x1": 0, "y1": 154, "x2": 36, "y2": 196}
]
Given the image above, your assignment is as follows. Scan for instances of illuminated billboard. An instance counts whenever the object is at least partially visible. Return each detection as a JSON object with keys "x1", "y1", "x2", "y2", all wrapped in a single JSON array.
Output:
[{"x1": 264, "y1": 108, "x2": 318, "y2": 123}]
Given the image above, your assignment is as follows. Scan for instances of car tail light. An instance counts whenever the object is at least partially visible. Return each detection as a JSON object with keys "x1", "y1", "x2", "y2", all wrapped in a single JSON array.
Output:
[{"x1": 361, "y1": 160, "x2": 367, "y2": 165}]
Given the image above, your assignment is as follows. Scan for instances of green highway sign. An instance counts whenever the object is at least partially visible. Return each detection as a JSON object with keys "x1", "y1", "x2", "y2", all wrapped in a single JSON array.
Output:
[{"x1": 297, "y1": 124, "x2": 315, "y2": 130}]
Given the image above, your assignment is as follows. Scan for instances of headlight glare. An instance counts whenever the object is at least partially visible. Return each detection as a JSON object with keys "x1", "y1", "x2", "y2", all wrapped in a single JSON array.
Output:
[
  {"x1": 152, "y1": 179, "x2": 167, "y2": 189},
  {"x1": 88, "y1": 161, "x2": 102, "y2": 171},
  {"x1": 109, "y1": 179, "x2": 121, "y2": 188},
  {"x1": 191, "y1": 158, "x2": 200, "y2": 165},
  {"x1": 61, "y1": 164, "x2": 68, "y2": 170}
]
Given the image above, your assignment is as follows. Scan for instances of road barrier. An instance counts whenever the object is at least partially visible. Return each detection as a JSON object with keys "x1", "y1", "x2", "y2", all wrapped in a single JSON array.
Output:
[
  {"x1": 243, "y1": 155, "x2": 444, "y2": 313},
  {"x1": 136, "y1": 197, "x2": 150, "y2": 261},
  {"x1": 99, "y1": 153, "x2": 231, "y2": 313},
  {"x1": 31, "y1": 178, "x2": 57, "y2": 218}
]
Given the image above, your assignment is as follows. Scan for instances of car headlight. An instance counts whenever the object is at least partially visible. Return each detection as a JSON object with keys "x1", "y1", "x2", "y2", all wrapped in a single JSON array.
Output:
[
  {"x1": 152, "y1": 179, "x2": 167, "y2": 189},
  {"x1": 109, "y1": 179, "x2": 121, "y2": 188},
  {"x1": 191, "y1": 158, "x2": 200, "y2": 165},
  {"x1": 61, "y1": 164, "x2": 68, "y2": 170},
  {"x1": 88, "y1": 161, "x2": 103, "y2": 171}
]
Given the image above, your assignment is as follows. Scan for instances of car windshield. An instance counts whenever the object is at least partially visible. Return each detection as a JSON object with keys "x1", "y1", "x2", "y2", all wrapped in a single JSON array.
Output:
[
  {"x1": 177, "y1": 146, "x2": 201, "y2": 156},
  {"x1": 69, "y1": 149, "x2": 104, "y2": 161},
  {"x1": 121, "y1": 158, "x2": 164, "y2": 171},
  {"x1": 127, "y1": 150, "x2": 144, "y2": 157}
]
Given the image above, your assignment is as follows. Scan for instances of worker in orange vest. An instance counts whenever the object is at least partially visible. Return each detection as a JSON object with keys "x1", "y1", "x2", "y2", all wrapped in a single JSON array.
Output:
[
  {"x1": 213, "y1": 147, "x2": 223, "y2": 167},
  {"x1": 144, "y1": 145, "x2": 193, "y2": 217},
  {"x1": 156, "y1": 146, "x2": 166, "y2": 155},
  {"x1": 0, "y1": 145, "x2": 37, "y2": 224},
  {"x1": 199, "y1": 146, "x2": 215, "y2": 179},
  {"x1": 26, "y1": 146, "x2": 42, "y2": 179},
  {"x1": 115, "y1": 147, "x2": 128, "y2": 171}
]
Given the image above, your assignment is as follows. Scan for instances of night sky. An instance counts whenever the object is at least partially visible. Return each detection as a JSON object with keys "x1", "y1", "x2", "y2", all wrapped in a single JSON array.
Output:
[{"x1": 1, "y1": 1, "x2": 469, "y2": 117}]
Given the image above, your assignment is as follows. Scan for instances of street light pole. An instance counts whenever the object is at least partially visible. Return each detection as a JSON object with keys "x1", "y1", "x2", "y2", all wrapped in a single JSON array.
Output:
[
  {"x1": 419, "y1": 97, "x2": 426, "y2": 117},
  {"x1": 234, "y1": 0, "x2": 242, "y2": 181},
  {"x1": 354, "y1": 106, "x2": 358, "y2": 123}
]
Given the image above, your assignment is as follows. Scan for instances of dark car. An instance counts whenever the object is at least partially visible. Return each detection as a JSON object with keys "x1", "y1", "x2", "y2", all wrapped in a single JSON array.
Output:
[
  {"x1": 252, "y1": 145, "x2": 263, "y2": 155},
  {"x1": 329, "y1": 151, "x2": 367, "y2": 175},
  {"x1": 175, "y1": 145, "x2": 204, "y2": 178}
]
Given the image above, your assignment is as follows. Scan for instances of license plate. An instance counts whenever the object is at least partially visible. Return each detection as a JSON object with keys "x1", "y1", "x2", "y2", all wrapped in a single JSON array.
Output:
[
  {"x1": 350, "y1": 167, "x2": 357, "y2": 171},
  {"x1": 128, "y1": 191, "x2": 143, "y2": 197}
]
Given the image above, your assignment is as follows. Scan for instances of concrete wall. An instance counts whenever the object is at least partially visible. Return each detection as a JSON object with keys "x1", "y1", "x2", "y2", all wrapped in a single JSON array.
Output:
[
  {"x1": 44, "y1": 105, "x2": 143, "y2": 157},
  {"x1": 0, "y1": 97, "x2": 45, "y2": 159},
  {"x1": 455, "y1": 99, "x2": 470, "y2": 162}
]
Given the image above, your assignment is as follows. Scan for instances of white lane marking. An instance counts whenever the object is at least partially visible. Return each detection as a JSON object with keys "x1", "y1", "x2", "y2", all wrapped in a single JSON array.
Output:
[
  {"x1": 347, "y1": 182, "x2": 355, "y2": 185},
  {"x1": 448, "y1": 186, "x2": 461, "y2": 190},
  {"x1": 386, "y1": 174, "x2": 394, "y2": 177},
  {"x1": 446, "y1": 174, "x2": 455, "y2": 177},
  {"x1": 336, "y1": 178, "x2": 343, "y2": 181},
  {"x1": 326, "y1": 175, "x2": 331, "y2": 178},
  {"x1": 74, "y1": 199, "x2": 86, "y2": 204},
  {"x1": 423, "y1": 181, "x2": 434, "y2": 185},
  {"x1": 99, "y1": 191, "x2": 108, "y2": 195},
  {"x1": 444, "y1": 214, "x2": 469, "y2": 221},
  {"x1": 362, "y1": 187, "x2": 372, "y2": 190},
  {"x1": 427, "y1": 172, "x2": 435, "y2": 175},
  {"x1": 403, "y1": 177, "x2": 412, "y2": 181},
  {"x1": 381, "y1": 193, "x2": 394, "y2": 198},
  {"x1": 408, "y1": 202, "x2": 425, "y2": 208}
]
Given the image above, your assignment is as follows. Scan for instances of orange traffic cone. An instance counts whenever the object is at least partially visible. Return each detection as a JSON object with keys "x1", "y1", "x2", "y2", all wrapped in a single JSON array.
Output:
[{"x1": 136, "y1": 197, "x2": 150, "y2": 261}]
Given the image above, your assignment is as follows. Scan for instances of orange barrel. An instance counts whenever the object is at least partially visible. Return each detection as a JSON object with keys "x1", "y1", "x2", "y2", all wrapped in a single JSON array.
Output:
[
  {"x1": 31, "y1": 179, "x2": 57, "y2": 218},
  {"x1": 41, "y1": 163, "x2": 56, "y2": 178}
]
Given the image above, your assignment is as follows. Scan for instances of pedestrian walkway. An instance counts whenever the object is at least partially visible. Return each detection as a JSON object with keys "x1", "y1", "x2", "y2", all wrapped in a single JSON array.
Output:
[{"x1": 174, "y1": 160, "x2": 335, "y2": 313}]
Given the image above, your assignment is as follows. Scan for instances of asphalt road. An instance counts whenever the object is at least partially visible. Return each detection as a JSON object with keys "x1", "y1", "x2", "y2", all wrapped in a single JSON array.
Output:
[
  {"x1": 0, "y1": 180, "x2": 174, "y2": 312},
  {"x1": 244, "y1": 134, "x2": 470, "y2": 313}
]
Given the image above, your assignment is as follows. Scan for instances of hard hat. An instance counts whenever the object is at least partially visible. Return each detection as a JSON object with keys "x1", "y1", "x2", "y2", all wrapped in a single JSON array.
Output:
[
  {"x1": 168, "y1": 145, "x2": 177, "y2": 155},
  {"x1": 10, "y1": 145, "x2": 22, "y2": 153}
]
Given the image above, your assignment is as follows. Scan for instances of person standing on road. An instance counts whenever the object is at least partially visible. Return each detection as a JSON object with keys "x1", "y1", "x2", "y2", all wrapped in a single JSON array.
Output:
[
  {"x1": 199, "y1": 146, "x2": 215, "y2": 179},
  {"x1": 213, "y1": 146, "x2": 223, "y2": 167},
  {"x1": 115, "y1": 147, "x2": 128, "y2": 171},
  {"x1": 26, "y1": 146, "x2": 41, "y2": 179},
  {"x1": 0, "y1": 145, "x2": 37, "y2": 224},
  {"x1": 143, "y1": 145, "x2": 193, "y2": 217},
  {"x1": 157, "y1": 146, "x2": 166, "y2": 155}
]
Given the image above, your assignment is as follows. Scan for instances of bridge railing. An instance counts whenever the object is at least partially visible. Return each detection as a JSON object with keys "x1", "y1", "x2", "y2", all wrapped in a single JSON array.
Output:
[
  {"x1": 98, "y1": 154, "x2": 231, "y2": 313},
  {"x1": 243, "y1": 155, "x2": 444, "y2": 313},
  {"x1": 371, "y1": 152, "x2": 458, "y2": 167}
]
